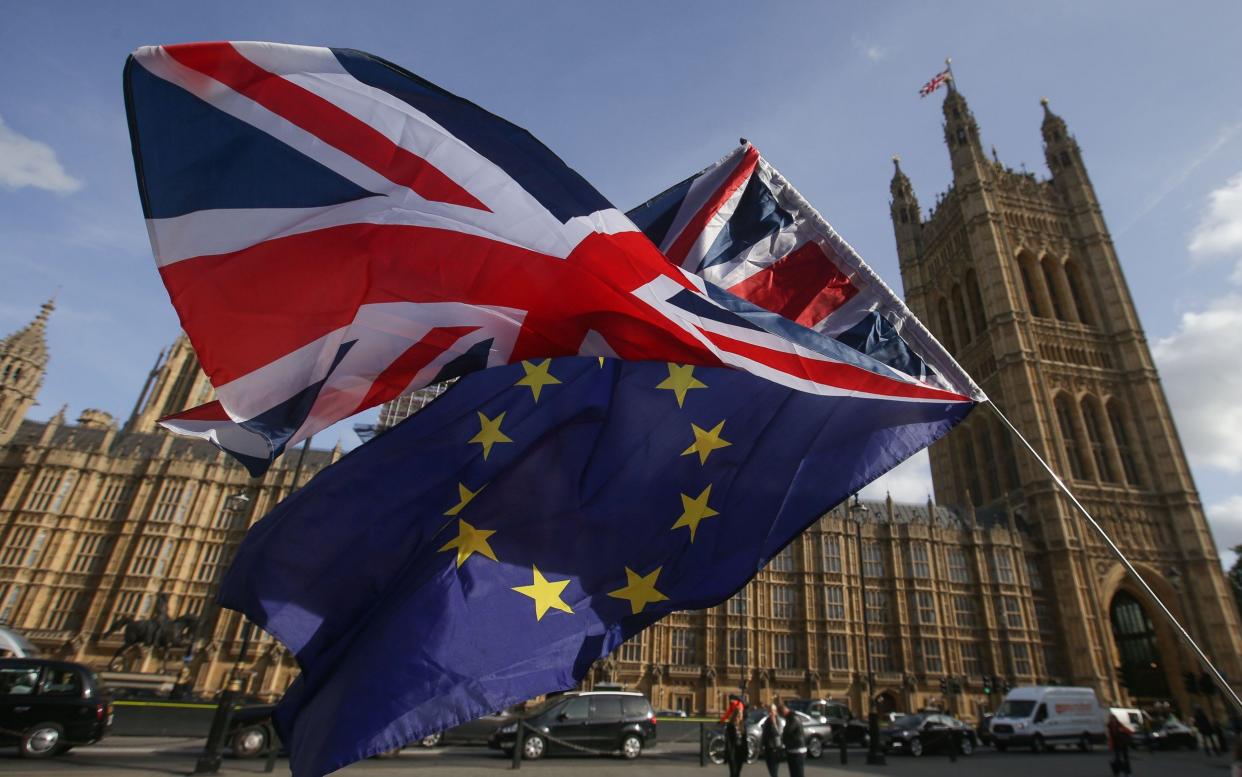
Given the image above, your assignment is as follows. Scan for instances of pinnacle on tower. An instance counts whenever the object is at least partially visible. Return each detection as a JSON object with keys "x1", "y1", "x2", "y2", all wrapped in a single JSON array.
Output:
[
  {"x1": 940, "y1": 85, "x2": 986, "y2": 183},
  {"x1": 2, "y1": 299, "x2": 54, "y2": 361},
  {"x1": 1040, "y1": 96, "x2": 1070, "y2": 144},
  {"x1": 889, "y1": 156, "x2": 920, "y2": 227},
  {"x1": 890, "y1": 156, "x2": 914, "y2": 200},
  {"x1": 1040, "y1": 97, "x2": 1089, "y2": 187}
]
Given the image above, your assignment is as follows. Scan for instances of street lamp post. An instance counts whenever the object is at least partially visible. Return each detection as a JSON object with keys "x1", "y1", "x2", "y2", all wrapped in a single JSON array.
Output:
[
  {"x1": 194, "y1": 440, "x2": 311, "y2": 774},
  {"x1": 850, "y1": 495, "x2": 886, "y2": 765},
  {"x1": 194, "y1": 491, "x2": 256, "y2": 775}
]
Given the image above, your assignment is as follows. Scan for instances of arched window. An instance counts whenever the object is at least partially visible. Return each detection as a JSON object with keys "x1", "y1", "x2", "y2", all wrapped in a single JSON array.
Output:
[
  {"x1": 965, "y1": 270, "x2": 987, "y2": 335},
  {"x1": 1110, "y1": 591, "x2": 1170, "y2": 699},
  {"x1": 959, "y1": 432, "x2": 983, "y2": 507},
  {"x1": 1081, "y1": 397, "x2": 1117, "y2": 482},
  {"x1": 976, "y1": 425, "x2": 1000, "y2": 502},
  {"x1": 992, "y1": 419, "x2": 1021, "y2": 493},
  {"x1": 13, "y1": 368, "x2": 21, "y2": 383},
  {"x1": 1064, "y1": 259, "x2": 1094, "y2": 326},
  {"x1": 1041, "y1": 257, "x2": 1069, "y2": 321},
  {"x1": 1, "y1": 364, "x2": 8, "y2": 381},
  {"x1": 951, "y1": 285, "x2": 972, "y2": 344},
  {"x1": 937, "y1": 297, "x2": 957, "y2": 352},
  {"x1": 1054, "y1": 394, "x2": 1086, "y2": 480},
  {"x1": 1107, "y1": 401, "x2": 1143, "y2": 486},
  {"x1": 1017, "y1": 255, "x2": 1043, "y2": 317}
]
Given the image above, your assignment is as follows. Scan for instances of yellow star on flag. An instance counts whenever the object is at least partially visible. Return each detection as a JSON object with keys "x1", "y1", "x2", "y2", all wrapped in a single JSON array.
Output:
[
  {"x1": 671, "y1": 485, "x2": 719, "y2": 542},
  {"x1": 607, "y1": 566, "x2": 669, "y2": 615},
  {"x1": 655, "y1": 363, "x2": 707, "y2": 407},
  {"x1": 682, "y1": 420, "x2": 732, "y2": 464},
  {"x1": 444, "y1": 482, "x2": 486, "y2": 516},
  {"x1": 469, "y1": 411, "x2": 512, "y2": 460},
  {"x1": 515, "y1": 359, "x2": 561, "y2": 401},
  {"x1": 438, "y1": 519, "x2": 498, "y2": 568},
  {"x1": 512, "y1": 565, "x2": 574, "y2": 621}
]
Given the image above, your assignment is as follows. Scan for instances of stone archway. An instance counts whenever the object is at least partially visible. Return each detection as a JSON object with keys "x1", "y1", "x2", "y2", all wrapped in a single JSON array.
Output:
[
  {"x1": 875, "y1": 691, "x2": 899, "y2": 716},
  {"x1": 1099, "y1": 562, "x2": 1188, "y2": 710},
  {"x1": 1110, "y1": 591, "x2": 1171, "y2": 701}
]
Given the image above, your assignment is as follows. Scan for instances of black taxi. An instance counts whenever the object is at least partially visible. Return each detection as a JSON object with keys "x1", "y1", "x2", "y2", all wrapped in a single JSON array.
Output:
[{"x1": 0, "y1": 658, "x2": 113, "y2": 757}]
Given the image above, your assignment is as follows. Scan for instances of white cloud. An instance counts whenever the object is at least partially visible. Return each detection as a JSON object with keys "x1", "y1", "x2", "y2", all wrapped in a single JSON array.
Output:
[
  {"x1": 850, "y1": 37, "x2": 886, "y2": 62},
  {"x1": 860, "y1": 448, "x2": 933, "y2": 503},
  {"x1": 0, "y1": 114, "x2": 82, "y2": 194},
  {"x1": 1189, "y1": 170, "x2": 1242, "y2": 261},
  {"x1": 1152, "y1": 294, "x2": 1242, "y2": 473}
]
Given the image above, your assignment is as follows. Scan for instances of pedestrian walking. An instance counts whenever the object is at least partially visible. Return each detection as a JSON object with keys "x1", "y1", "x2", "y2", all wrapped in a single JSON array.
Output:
[
  {"x1": 779, "y1": 702, "x2": 807, "y2": 777},
  {"x1": 1108, "y1": 713, "x2": 1132, "y2": 776},
  {"x1": 1194, "y1": 707, "x2": 1218, "y2": 755},
  {"x1": 723, "y1": 702, "x2": 747, "y2": 777},
  {"x1": 760, "y1": 702, "x2": 784, "y2": 777}
]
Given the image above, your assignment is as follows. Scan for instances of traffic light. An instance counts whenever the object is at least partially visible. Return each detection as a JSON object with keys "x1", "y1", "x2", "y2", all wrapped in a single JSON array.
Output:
[
  {"x1": 1184, "y1": 671, "x2": 1198, "y2": 694},
  {"x1": 939, "y1": 677, "x2": 948, "y2": 695},
  {"x1": 1200, "y1": 672, "x2": 1218, "y2": 696},
  {"x1": 1001, "y1": 677, "x2": 1012, "y2": 694},
  {"x1": 983, "y1": 674, "x2": 993, "y2": 695}
]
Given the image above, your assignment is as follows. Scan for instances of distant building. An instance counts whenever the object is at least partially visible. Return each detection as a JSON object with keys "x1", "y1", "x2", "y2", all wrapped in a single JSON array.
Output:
[{"x1": 0, "y1": 323, "x2": 339, "y2": 696}]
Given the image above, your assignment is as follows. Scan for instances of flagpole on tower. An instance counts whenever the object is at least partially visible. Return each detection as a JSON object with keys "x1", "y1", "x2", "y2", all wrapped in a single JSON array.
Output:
[{"x1": 944, "y1": 57, "x2": 956, "y2": 91}]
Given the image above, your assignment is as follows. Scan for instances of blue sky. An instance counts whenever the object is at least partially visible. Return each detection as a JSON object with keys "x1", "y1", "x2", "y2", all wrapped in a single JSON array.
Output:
[{"x1": 2, "y1": 1, "x2": 1241, "y2": 561}]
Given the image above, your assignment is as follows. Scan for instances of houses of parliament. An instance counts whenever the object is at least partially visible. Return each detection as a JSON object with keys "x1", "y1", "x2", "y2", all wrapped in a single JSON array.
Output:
[{"x1": 0, "y1": 85, "x2": 1238, "y2": 721}]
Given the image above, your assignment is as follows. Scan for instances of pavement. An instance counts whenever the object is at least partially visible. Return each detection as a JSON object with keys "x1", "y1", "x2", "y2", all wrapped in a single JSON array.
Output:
[{"x1": 0, "y1": 737, "x2": 1236, "y2": 776}]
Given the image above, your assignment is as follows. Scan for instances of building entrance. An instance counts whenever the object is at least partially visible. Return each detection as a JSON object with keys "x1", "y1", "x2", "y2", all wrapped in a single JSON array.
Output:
[{"x1": 1110, "y1": 591, "x2": 1170, "y2": 703}]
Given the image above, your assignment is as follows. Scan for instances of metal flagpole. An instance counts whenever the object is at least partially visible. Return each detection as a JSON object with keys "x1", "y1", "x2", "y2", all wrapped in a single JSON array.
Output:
[
  {"x1": 987, "y1": 401, "x2": 1242, "y2": 713},
  {"x1": 943, "y1": 57, "x2": 956, "y2": 90}
]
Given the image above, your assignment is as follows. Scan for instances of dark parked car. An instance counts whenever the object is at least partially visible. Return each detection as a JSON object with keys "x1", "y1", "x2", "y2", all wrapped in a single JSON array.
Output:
[
  {"x1": 416, "y1": 708, "x2": 517, "y2": 747},
  {"x1": 228, "y1": 703, "x2": 280, "y2": 758},
  {"x1": 1145, "y1": 716, "x2": 1197, "y2": 751},
  {"x1": 489, "y1": 691, "x2": 657, "y2": 760},
  {"x1": 785, "y1": 698, "x2": 870, "y2": 747},
  {"x1": 882, "y1": 713, "x2": 977, "y2": 757},
  {"x1": 228, "y1": 703, "x2": 519, "y2": 757},
  {"x1": 0, "y1": 658, "x2": 113, "y2": 758}
]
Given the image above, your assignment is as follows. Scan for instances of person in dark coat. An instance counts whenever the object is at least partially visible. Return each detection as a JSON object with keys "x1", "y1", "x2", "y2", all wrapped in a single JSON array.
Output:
[
  {"x1": 779, "y1": 703, "x2": 807, "y2": 777},
  {"x1": 1195, "y1": 707, "x2": 1219, "y2": 755},
  {"x1": 1108, "y1": 714, "x2": 1132, "y2": 776},
  {"x1": 724, "y1": 703, "x2": 747, "y2": 777},
  {"x1": 760, "y1": 702, "x2": 783, "y2": 777}
]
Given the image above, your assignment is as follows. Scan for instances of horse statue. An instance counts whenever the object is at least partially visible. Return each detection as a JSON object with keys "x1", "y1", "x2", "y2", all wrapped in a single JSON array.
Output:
[{"x1": 104, "y1": 593, "x2": 199, "y2": 669}]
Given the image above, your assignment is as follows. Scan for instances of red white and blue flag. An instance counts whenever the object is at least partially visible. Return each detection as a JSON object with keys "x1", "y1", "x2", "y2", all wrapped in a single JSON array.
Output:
[
  {"x1": 919, "y1": 67, "x2": 952, "y2": 97},
  {"x1": 125, "y1": 42, "x2": 979, "y2": 474},
  {"x1": 627, "y1": 143, "x2": 978, "y2": 396}
]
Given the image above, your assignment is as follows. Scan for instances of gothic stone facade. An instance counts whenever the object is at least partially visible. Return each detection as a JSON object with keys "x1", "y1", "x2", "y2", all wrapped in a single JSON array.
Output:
[
  {"x1": 0, "y1": 331, "x2": 337, "y2": 697},
  {"x1": 887, "y1": 85, "x2": 1242, "y2": 713},
  {"x1": 582, "y1": 499, "x2": 1045, "y2": 720}
]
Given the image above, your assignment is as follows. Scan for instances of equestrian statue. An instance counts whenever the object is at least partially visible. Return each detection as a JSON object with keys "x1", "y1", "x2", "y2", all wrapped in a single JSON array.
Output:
[{"x1": 104, "y1": 593, "x2": 198, "y2": 669}]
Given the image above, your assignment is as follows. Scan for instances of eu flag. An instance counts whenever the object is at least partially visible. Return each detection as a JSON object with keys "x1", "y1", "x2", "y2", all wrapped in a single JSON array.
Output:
[{"x1": 219, "y1": 357, "x2": 971, "y2": 776}]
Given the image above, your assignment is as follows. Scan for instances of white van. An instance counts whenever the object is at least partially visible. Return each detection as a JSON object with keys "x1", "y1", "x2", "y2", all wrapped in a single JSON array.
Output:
[{"x1": 990, "y1": 686, "x2": 1107, "y2": 752}]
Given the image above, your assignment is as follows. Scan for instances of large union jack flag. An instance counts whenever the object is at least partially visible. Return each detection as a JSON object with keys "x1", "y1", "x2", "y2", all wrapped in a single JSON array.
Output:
[{"x1": 125, "y1": 42, "x2": 977, "y2": 474}]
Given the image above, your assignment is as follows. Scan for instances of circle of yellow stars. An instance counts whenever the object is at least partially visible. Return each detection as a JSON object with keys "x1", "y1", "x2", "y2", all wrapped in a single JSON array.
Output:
[{"x1": 438, "y1": 360, "x2": 736, "y2": 624}]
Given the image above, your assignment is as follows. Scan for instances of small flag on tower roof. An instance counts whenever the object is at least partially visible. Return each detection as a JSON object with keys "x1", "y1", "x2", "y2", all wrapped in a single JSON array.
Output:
[{"x1": 919, "y1": 67, "x2": 952, "y2": 97}]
